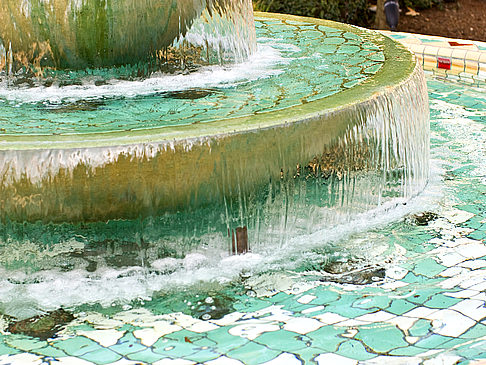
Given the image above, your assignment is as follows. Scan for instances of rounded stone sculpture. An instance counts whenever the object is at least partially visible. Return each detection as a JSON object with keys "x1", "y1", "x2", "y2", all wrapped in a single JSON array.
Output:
[{"x1": 0, "y1": 0, "x2": 231, "y2": 69}]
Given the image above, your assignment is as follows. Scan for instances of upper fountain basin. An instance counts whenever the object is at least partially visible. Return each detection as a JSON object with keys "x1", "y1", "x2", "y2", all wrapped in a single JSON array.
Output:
[{"x1": 0, "y1": 0, "x2": 256, "y2": 71}]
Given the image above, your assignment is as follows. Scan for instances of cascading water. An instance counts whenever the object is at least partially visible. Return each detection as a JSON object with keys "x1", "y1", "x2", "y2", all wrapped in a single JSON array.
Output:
[
  {"x1": 0, "y1": 0, "x2": 256, "y2": 78},
  {"x1": 0, "y1": 10, "x2": 430, "y2": 318}
]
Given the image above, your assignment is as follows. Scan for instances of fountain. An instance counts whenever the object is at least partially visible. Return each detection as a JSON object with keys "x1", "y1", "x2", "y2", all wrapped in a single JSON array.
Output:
[{"x1": 0, "y1": 1, "x2": 432, "y2": 357}]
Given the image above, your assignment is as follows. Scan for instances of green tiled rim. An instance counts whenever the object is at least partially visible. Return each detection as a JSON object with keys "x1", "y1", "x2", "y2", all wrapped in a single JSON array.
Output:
[{"x1": 0, "y1": 12, "x2": 415, "y2": 151}]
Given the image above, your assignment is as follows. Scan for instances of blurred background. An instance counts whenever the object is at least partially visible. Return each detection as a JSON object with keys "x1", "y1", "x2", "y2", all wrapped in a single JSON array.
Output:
[{"x1": 253, "y1": 0, "x2": 486, "y2": 41}]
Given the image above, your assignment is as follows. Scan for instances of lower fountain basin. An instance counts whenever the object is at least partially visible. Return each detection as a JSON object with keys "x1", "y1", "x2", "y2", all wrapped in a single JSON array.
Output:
[{"x1": 0, "y1": 13, "x2": 429, "y2": 225}]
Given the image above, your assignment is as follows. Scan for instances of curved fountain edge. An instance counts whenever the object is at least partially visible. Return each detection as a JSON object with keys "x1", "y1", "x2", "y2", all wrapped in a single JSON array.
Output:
[
  {"x1": 0, "y1": 12, "x2": 415, "y2": 151},
  {"x1": 0, "y1": 13, "x2": 429, "y2": 222}
]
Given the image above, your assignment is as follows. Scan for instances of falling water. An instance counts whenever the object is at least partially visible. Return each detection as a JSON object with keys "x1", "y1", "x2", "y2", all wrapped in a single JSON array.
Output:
[
  {"x1": 0, "y1": 0, "x2": 255, "y2": 77},
  {"x1": 0, "y1": 15, "x2": 430, "y2": 315}
]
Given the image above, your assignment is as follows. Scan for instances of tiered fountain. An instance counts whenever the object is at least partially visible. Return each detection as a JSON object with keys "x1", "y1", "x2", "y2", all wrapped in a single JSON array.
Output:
[{"x1": 0, "y1": 0, "x2": 428, "y2": 316}]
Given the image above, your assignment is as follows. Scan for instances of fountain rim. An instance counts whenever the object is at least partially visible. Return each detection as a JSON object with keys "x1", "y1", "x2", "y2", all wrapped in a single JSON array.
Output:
[{"x1": 0, "y1": 12, "x2": 415, "y2": 151}]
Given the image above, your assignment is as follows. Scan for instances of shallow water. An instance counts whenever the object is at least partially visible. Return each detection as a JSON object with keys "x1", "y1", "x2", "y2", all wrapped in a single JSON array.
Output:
[{"x1": 0, "y1": 76, "x2": 484, "y2": 364}]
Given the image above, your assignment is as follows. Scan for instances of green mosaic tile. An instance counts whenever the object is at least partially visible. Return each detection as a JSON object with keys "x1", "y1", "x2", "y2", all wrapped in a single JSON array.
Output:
[
  {"x1": 310, "y1": 287, "x2": 341, "y2": 305},
  {"x1": 413, "y1": 258, "x2": 447, "y2": 278},
  {"x1": 32, "y1": 346, "x2": 68, "y2": 358},
  {"x1": 109, "y1": 332, "x2": 146, "y2": 356},
  {"x1": 164, "y1": 329, "x2": 204, "y2": 344},
  {"x1": 233, "y1": 299, "x2": 271, "y2": 313},
  {"x1": 415, "y1": 334, "x2": 453, "y2": 349},
  {"x1": 454, "y1": 341, "x2": 486, "y2": 359},
  {"x1": 255, "y1": 330, "x2": 308, "y2": 352},
  {"x1": 0, "y1": 339, "x2": 21, "y2": 355},
  {"x1": 424, "y1": 293, "x2": 462, "y2": 309},
  {"x1": 190, "y1": 337, "x2": 217, "y2": 348},
  {"x1": 355, "y1": 325, "x2": 408, "y2": 353},
  {"x1": 152, "y1": 339, "x2": 198, "y2": 358},
  {"x1": 353, "y1": 295, "x2": 391, "y2": 310},
  {"x1": 295, "y1": 347, "x2": 321, "y2": 363},
  {"x1": 79, "y1": 348, "x2": 122, "y2": 364},
  {"x1": 226, "y1": 341, "x2": 281, "y2": 364},
  {"x1": 127, "y1": 348, "x2": 166, "y2": 363},
  {"x1": 306, "y1": 326, "x2": 347, "y2": 352},
  {"x1": 389, "y1": 346, "x2": 428, "y2": 356},
  {"x1": 408, "y1": 288, "x2": 447, "y2": 305},
  {"x1": 437, "y1": 337, "x2": 469, "y2": 349},
  {"x1": 460, "y1": 323, "x2": 486, "y2": 339},
  {"x1": 53, "y1": 336, "x2": 102, "y2": 357},
  {"x1": 409, "y1": 319, "x2": 432, "y2": 337},
  {"x1": 469, "y1": 230, "x2": 486, "y2": 240},
  {"x1": 5, "y1": 336, "x2": 47, "y2": 352},
  {"x1": 266, "y1": 292, "x2": 292, "y2": 305},
  {"x1": 387, "y1": 299, "x2": 418, "y2": 315},
  {"x1": 402, "y1": 273, "x2": 427, "y2": 284},
  {"x1": 336, "y1": 340, "x2": 376, "y2": 360},
  {"x1": 183, "y1": 347, "x2": 222, "y2": 363},
  {"x1": 205, "y1": 328, "x2": 248, "y2": 353},
  {"x1": 326, "y1": 296, "x2": 372, "y2": 318}
]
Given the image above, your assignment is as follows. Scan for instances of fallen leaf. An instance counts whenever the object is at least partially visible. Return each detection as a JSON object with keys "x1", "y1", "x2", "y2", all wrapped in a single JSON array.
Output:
[{"x1": 406, "y1": 7, "x2": 420, "y2": 16}]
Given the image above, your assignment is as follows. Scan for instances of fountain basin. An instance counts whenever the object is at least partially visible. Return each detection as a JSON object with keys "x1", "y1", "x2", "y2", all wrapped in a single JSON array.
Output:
[
  {"x1": 0, "y1": 0, "x2": 256, "y2": 70},
  {"x1": 0, "y1": 13, "x2": 429, "y2": 224}
]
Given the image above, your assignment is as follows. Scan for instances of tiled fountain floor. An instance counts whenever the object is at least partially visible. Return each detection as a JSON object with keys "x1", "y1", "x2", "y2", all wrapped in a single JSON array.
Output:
[{"x1": 1, "y1": 36, "x2": 486, "y2": 364}]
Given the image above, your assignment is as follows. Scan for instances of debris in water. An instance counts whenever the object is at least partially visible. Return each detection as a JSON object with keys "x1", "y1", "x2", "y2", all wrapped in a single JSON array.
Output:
[
  {"x1": 7, "y1": 309, "x2": 74, "y2": 340},
  {"x1": 408, "y1": 211, "x2": 439, "y2": 226}
]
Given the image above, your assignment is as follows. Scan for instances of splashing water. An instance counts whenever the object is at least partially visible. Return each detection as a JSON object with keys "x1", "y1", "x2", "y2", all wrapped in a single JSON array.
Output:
[
  {"x1": 0, "y1": 16, "x2": 430, "y2": 318},
  {"x1": 0, "y1": 0, "x2": 256, "y2": 75}
]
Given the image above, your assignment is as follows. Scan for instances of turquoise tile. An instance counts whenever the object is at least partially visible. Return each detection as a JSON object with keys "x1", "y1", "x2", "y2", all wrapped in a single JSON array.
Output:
[
  {"x1": 460, "y1": 323, "x2": 486, "y2": 339},
  {"x1": 79, "y1": 348, "x2": 122, "y2": 364},
  {"x1": 127, "y1": 348, "x2": 166, "y2": 363},
  {"x1": 402, "y1": 273, "x2": 427, "y2": 284},
  {"x1": 305, "y1": 326, "x2": 347, "y2": 352},
  {"x1": 389, "y1": 346, "x2": 428, "y2": 356},
  {"x1": 326, "y1": 296, "x2": 372, "y2": 318},
  {"x1": 386, "y1": 299, "x2": 417, "y2": 315},
  {"x1": 355, "y1": 325, "x2": 408, "y2": 353},
  {"x1": 227, "y1": 342, "x2": 280, "y2": 364},
  {"x1": 254, "y1": 330, "x2": 308, "y2": 352},
  {"x1": 336, "y1": 340, "x2": 376, "y2": 360},
  {"x1": 311, "y1": 287, "x2": 340, "y2": 305},
  {"x1": 437, "y1": 337, "x2": 469, "y2": 349},
  {"x1": 5, "y1": 336, "x2": 47, "y2": 352},
  {"x1": 190, "y1": 337, "x2": 217, "y2": 348},
  {"x1": 353, "y1": 295, "x2": 391, "y2": 310},
  {"x1": 32, "y1": 346, "x2": 68, "y2": 358},
  {"x1": 52, "y1": 336, "x2": 102, "y2": 357},
  {"x1": 408, "y1": 288, "x2": 446, "y2": 305},
  {"x1": 0, "y1": 339, "x2": 21, "y2": 355},
  {"x1": 409, "y1": 319, "x2": 432, "y2": 337},
  {"x1": 415, "y1": 334, "x2": 452, "y2": 349},
  {"x1": 109, "y1": 332, "x2": 146, "y2": 356},
  {"x1": 164, "y1": 329, "x2": 204, "y2": 344},
  {"x1": 424, "y1": 293, "x2": 462, "y2": 309},
  {"x1": 205, "y1": 328, "x2": 248, "y2": 353},
  {"x1": 233, "y1": 299, "x2": 271, "y2": 313},
  {"x1": 183, "y1": 347, "x2": 221, "y2": 363},
  {"x1": 413, "y1": 258, "x2": 446, "y2": 278},
  {"x1": 295, "y1": 347, "x2": 321, "y2": 363},
  {"x1": 152, "y1": 339, "x2": 198, "y2": 358}
]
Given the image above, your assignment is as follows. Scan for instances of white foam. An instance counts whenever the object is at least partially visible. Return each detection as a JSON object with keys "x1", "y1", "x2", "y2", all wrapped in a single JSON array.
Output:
[
  {"x1": 0, "y1": 161, "x2": 444, "y2": 320},
  {"x1": 0, "y1": 42, "x2": 289, "y2": 105}
]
